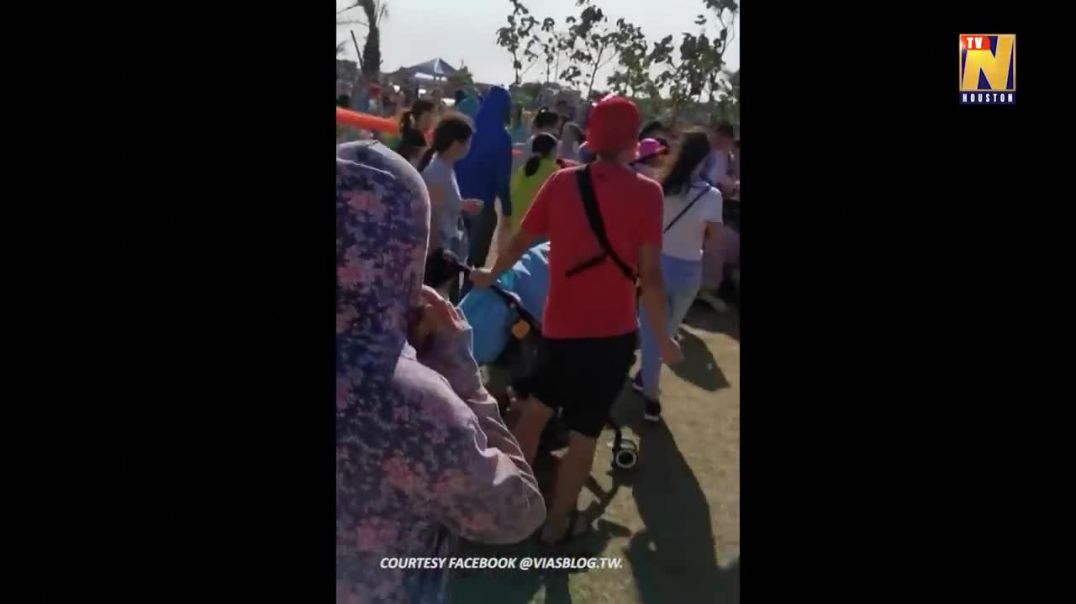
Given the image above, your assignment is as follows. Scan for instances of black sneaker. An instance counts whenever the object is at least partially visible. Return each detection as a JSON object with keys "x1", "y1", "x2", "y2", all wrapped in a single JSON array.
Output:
[
  {"x1": 631, "y1": 372, "x2": 644, "y2": 394},
  {"x1": 642, "y1": 398, "x2": 662, "y2": 423}
]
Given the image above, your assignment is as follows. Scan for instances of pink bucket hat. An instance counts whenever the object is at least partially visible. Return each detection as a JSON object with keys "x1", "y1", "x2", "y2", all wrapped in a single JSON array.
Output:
[{"x1": 636, "y1": 138, "x2": 668, "y2": 161}]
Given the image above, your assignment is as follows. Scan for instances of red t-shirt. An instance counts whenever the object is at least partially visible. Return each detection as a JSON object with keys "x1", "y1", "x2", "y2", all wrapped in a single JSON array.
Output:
[{"x1": 520, "y1": 162, "x2": 663, "y2": 339}]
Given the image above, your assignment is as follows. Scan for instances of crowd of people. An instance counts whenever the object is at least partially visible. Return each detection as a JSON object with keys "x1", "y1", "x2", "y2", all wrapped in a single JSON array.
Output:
[{"x1": 336, "y1": 85, "x2": 740, "y2": 602}]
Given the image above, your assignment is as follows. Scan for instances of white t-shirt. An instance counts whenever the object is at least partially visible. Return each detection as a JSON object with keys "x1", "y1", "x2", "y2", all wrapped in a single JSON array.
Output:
[{"x1": 661, "y1": 183, "x2": 723, "y2": 261}]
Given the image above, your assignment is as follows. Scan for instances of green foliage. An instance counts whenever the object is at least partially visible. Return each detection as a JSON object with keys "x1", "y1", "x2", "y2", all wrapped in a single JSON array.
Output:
[
  {"x1": 705, "y1": 0, "x2": 740, "y2": 14},
  {"x1": 606, "y1": 17, "x2": 652, "y2": 98},
  {"x1": 648, "y1": 0, "x2": 738, "y2": 121},
  {"x1": 555, "y1": 0, "x2": 649, "y2": 99},
  {"x1": 446, "y1": 65, "x2": 475, "y2": 91},
  {"x1": 534, "y1": 17, "x2": 571, "y2": 85},
  {"x1": 338, "y1": 1, "x2": 390, "y2": 80},
  {"x1": 493, "y1": 0, "x2": 739, "y2": 125},
  {"x1": 495, "y1": 0, "x2": 541, "y2": 85}
]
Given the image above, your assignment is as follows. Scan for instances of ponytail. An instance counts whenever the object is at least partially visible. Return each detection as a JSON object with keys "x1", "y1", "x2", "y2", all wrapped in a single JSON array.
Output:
[
  {"x1": 415, "y1": 112, "x2": 473, "y2": 173},
  {"x1": 523, "y1": 156, "x2": 542, "y2": 177},
  {"x1": 401, "y1": 98, "x2": 436, "y2": 133},
  {"x1": 416, "y1": 146, "x2": 437, "y2": 173},
  {"x1": 525, "y1": 133, "x2": 559, "y2": 177},
  {"x1": 399, "y1": 110, "x2": 414, "y2": 132}
]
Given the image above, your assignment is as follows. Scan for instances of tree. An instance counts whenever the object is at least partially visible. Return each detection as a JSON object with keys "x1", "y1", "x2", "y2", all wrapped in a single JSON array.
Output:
[
  {"x1": 338, "y1": 1, "x2": 389, "y2": 80},
  {"x1": 495, "y1": 0, "x2": 541, "y2": 85},
  {"x1": 534, "y1": 18, "x2": 568, "y2": 85},
  {"x1": 559, "y1": 0, "x2": 643, "y2": 99},
  {"x1": 647, "y1": 0, "x2": 738, "y2": 121},
  {"x1": 699, "y1": 0, "x2": 738, "y2": 103},
  {"x1": 606, "y1": 17, "x2": 652, "y2": 98},
  {"x1": 649, "y1": 35, "x2": 690, "y2": 120},
  {"x1": 446, "y1": 65, "x2": 475, "y2": 92},
  {"x1": 491, "y1": 0, "x2": 739, "y2": 122}
]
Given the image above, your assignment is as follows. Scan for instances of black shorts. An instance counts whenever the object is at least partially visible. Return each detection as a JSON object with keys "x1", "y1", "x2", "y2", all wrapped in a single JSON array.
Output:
[{"x1": 528, "y1": 331, "x2": 637, "y2": 438}]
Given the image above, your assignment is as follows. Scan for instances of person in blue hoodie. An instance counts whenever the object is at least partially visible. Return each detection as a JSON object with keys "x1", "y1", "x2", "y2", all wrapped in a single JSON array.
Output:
[{"x1": 455, "y1": 85, "x2": 514, "y2": 277}]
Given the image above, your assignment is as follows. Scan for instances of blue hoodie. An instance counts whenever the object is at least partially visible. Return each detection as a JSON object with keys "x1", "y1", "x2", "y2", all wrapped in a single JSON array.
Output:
[{"x1": 455, "y1": 86, "x2": 513, "y2": 217}]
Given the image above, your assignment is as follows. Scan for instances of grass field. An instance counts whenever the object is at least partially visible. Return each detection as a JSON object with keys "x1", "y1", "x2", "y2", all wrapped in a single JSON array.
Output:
[{"x1": 451, "y1": 296, "x2": 741, "y2": 604}]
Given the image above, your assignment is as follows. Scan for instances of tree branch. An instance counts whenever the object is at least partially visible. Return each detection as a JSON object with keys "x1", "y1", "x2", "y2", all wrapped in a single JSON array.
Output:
[
  {"x1": 520, "y1": 60, "x2": 541, "y2": 78},
  {"x1": 719, "y1": 14, "x2": 736, "y2": 61}
]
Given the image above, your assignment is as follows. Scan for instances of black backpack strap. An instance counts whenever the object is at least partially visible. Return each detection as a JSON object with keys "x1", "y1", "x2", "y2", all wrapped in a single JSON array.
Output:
[
  {"x1": 663, "y1": 186, "x2": 712, "y2": 233},
  {"x1": 565, "y1": 166, "x2": 636, "y2": 281}
]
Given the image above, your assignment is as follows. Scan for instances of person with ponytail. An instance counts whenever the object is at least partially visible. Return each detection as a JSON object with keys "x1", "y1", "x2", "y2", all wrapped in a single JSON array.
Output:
[
  {"x1": 539, "y1": 107, "x2": 562, "y2": 137},
  {"x1": 523, "y1": 107, "x2": 562, "y2": 161},
  {"x1": 395, "y1": 98, "x2": 437, "y2": 166},
  {"x1": 419, "y1": 113, "x2": 483, "y2": 303},
  {"x1": 507, "y1": 133, "x2": 560, "y2": 238}
]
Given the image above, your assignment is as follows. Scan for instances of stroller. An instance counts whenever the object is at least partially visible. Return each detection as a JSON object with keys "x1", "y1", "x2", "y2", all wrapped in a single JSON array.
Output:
[{"x1": 445, "y1": 249, "x2": 640, "y2": 471}]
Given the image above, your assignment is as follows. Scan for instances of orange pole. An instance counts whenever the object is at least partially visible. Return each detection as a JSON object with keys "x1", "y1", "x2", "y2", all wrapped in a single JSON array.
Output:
[{"x1": 336, "y1": 107, "x2": 400, "y2": 135}]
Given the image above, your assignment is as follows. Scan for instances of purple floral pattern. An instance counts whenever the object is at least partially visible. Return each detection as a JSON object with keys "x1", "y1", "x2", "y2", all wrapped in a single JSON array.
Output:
[{"x1": 336, "y1": 141, "x2": 546, "y2": 603}]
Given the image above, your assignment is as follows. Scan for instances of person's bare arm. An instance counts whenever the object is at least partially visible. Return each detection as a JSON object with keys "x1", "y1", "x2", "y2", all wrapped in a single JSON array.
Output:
[
  {"x1": 472, "y1": 229, "x2": 539, "y2": 287},
  {"x1": 704, "y1": 220, "x2": 723, "y2": 241}
]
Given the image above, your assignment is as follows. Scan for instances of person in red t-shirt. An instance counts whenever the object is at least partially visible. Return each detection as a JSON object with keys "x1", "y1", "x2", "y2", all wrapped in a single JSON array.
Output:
[{"x1": 471, "y1": 96, "x2": 683, "y2": 545}]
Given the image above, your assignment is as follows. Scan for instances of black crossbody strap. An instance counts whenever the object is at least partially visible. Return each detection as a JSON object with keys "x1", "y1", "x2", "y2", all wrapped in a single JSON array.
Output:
[
  {"x1": 566, "y1": 166, "x2": 636, "y2": 281},
  {"x1": 663, "y1": 186, "x2": 711, "y2": 233}
]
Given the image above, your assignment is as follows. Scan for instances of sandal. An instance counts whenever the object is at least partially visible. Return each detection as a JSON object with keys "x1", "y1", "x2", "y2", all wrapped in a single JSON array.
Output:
[{"x1": 537, "y1": 509, "x2": 591, "y2": 546}]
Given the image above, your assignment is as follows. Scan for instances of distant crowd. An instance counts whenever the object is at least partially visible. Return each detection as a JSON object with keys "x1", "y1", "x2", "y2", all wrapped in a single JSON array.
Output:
[{"x1": 336, "y1": 82, "x2": 740, "y2": 308}]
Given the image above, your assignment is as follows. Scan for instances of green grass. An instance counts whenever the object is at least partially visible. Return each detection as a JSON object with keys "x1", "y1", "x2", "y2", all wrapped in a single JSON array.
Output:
[{"x1": 451, "y1": 305, "x2": 741, "y2": 604}]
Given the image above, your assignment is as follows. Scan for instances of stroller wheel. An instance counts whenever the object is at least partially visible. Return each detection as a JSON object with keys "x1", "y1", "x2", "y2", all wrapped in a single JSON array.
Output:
[
  {"x1": 613, "y1": 448, "x2": 639, "y2": 470},
  {"x1": 606, "y1": 438, "x2": 638, "y2": 452}
]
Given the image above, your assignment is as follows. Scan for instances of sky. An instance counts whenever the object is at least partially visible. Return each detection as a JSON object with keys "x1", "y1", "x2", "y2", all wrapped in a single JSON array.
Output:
[{"x1": 336, "y1": 0, "x2": 739, "y2": 88}]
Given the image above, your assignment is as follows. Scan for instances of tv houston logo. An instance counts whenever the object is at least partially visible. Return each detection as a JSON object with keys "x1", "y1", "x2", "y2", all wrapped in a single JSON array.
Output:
[{"x1": 960, "y1": 34, "x2": 1016, "y2": 104}]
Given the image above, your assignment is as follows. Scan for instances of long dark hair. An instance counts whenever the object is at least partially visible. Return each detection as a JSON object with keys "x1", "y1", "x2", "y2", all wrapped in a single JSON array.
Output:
[
  {"x1": 640, "y1": 120, "x2": 665, "y2": 141},
  {"x1": 660, "y1": 129, "x2": 712, "y2": 195},
  {"x1": 523, "y1": 133, "x2": 558, "y2": 177},
  {"x1": 400, "y1": 98, "x2": 436, "y2": 133},
  {"x1": 416, "y1": 113, "x2": 474, "y2": 172},
  {"x1": 532, "y1": 107, "x2": 560, "y2": 131},
  {"x1": 396, "y1": 98, "x2": 437, "y2": 161}
]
